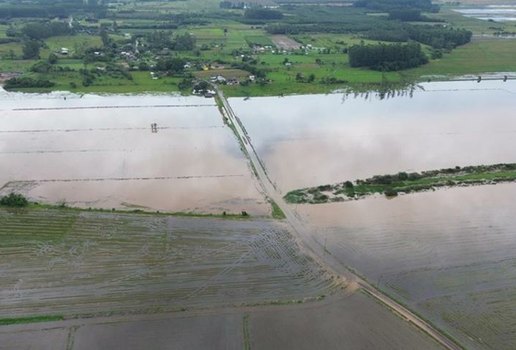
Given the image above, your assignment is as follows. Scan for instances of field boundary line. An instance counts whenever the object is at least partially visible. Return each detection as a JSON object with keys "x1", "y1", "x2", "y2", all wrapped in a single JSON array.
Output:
[{"x1": 216, "y1": 86, "x2": 462, "y2": 350}]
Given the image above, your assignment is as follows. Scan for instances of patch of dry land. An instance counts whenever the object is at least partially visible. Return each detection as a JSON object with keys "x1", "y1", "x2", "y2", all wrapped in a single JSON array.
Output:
[
  {"x1": 0, "y1": 92, "x2": 268, "y2": 215},
  {"x1": 271, "y1": 35, "x2": 302, "y2": 50}
]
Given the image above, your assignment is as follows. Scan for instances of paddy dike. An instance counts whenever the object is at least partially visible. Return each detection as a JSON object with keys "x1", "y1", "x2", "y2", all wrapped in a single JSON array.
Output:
[
  {"x1": 230, "y1": 80, "x2": 516, "y2": 350},
  {"x1": 0, "y1": 93, "x2": 269, "y2": 216},
  {"x1": 0, "y1": 293, "x2": 442, "y2": 350},
  {"x1": 0, "y1": 208, "x2": 335, "y2": 318}
]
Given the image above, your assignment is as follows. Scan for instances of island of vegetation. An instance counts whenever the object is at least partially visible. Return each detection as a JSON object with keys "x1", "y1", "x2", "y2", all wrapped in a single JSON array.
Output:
[
  {"x1": 284, "y1": 163, "x2": 516, "y2": 204},
  {"x1": 0, "y1": 0, "x2": 513, "y2": 96}
]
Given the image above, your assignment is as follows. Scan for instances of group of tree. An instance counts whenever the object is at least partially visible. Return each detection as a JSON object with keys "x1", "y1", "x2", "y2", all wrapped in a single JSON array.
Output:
[
  {"x1": 348, "y1": 42, "x2": 428, "y2": 71},
  {"x1": 21, "y1": 22, "x2": 72, "y2": 40},
  {"x1": 354, "y1": 0, "x2": 439, "y2": 12},
  {"x1": 405, "y1": 25, "x2": 471, "y2": 49},
  {"x1": 22, "y1": 40, "x2": 41, "y2": 59},
  {"x1": 174, "y1": 33, "x2": 196, "y2": 51},
  {"x1": 0, "y1": 0, "x2": 106, "y2": 19},
  {"x1": 155, "y1": 57, "x2": 186, "y2": 74},
  {"x1": 244, "y1": 8, "x2": 283, "y2": 20},
  {"x1": 388, "y1": 9, "x2": 424, "y2": 21},
  {"x1": 0, "y1": 193, "x2": 29, "y2": 207},
  {"x1": 4, "y1": 77, "x2": 55, "y2": 90},
  {"x1": 220, "y1": 1, "x2": 246, "y2": 9},
  {"x1": 366, "y1": 24, "x2": 471, "y2": 49},
  {"x1": 142, "y1": 31, "x2": 196, "y2": 51}
]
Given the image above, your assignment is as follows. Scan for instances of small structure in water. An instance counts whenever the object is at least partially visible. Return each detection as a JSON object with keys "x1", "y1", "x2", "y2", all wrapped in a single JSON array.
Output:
[{"x1": 151, "y1": 123, "x2": 158, "y2": 133}]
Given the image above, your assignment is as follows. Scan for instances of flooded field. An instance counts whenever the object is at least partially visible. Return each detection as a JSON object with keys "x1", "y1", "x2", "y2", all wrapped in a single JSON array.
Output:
[
  {"x1": 0, "y1": 293, "x2": 442, "y2": 350},
  {"x1": 455, "y1": 6, "x2": 516, "y2": 22},
  {"x1": 0, "y1": 92, "x2": 268, "y2": 215},
  {"x1": 231, "y1": 81, "x2": 516, "y2": 349},
  {"x1": 296, "y1": 184, "x2": 516, "y2": 350},
  {"x1": 0, "y1": 208, "x2": 334, "y2": 318},
  {"x1": 231, "y1": 80, "x2": 516, "y2": 194}
]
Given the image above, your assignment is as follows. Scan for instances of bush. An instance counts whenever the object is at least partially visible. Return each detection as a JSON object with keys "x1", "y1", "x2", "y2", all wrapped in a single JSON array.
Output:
[
  {"x1": 384, "y1": 188, "x2": 398, "y2": 197},
  {"x1": 4, "y1": 77, "x2": 55, "y2": 90},
  {"x1": 0, "y1": 193, "x2": 29, "y2": 207}
]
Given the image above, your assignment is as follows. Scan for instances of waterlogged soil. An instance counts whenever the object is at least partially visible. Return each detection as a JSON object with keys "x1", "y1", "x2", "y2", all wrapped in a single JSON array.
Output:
[
  {"x1": 0, "y1": 208, "x2": 335, "y2": 318},
  {"x1": 230, "y1": 80, "x2": 516, "y2": 194},
  {"x1": 231, "y1": 80, "x2": 516, "y2": 349},
  {"x1": 0, "y1": 293, "x2": 442, "y2": 350},
  {"x1": 296, "y1": 184, "x2": 516, "y2": 350},
  {"x1": 249, "y1": 293, "x2": 441, "y2": 350},
  {"x1": 0, "y1": 92, "x2": 268, "y2": 215}
]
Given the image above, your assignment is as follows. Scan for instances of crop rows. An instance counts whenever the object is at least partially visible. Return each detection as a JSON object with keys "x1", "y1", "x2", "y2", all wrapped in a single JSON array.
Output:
[{"x1": 0, "y1": 208, "x2": 334, "y2": 318}]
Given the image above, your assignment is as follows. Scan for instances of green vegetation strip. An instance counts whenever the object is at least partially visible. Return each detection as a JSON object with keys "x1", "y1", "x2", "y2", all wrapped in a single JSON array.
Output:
[
  {"x1": 270, "y1": 199, "x2": 286, "y2": 220},
  {"x1": 243, "y1": 314, "x2": 251, "y2": 350},
  {"x1": 0, "y1": 315, "x2": 64, "y2": 326},
  {"x1": 285, "y1": 163, "x2": 516, "y2": 204}
]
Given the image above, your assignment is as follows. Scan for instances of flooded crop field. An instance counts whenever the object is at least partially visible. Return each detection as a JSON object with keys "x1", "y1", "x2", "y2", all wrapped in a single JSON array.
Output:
[
  {"x1": 0, "y1": 92, "x2": 268, "y2": 215},
  {"x1": 2, "y1": 80, "x2": 516, "y2": 349},
  {"x1": 231, "y1": 80, "x2": 516, "y2": 194},
  {"x1": 0, "y1": 293, "x2": 442, "y2": 350},
  {"x1": 0, "y1": 207, "x2": 336, "y2": 318},
  {"x1": 231, "y1": 81, "x2": 516, "y2": 349},
  {"x1": 297, "y1": 184, "x2": 516, "y2": 350}
]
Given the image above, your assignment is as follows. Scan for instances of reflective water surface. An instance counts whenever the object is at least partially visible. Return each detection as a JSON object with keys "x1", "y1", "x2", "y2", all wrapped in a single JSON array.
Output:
[
  {"x1": 455, "y1": 6, "x2": 516, "y2": 22},
  {"x1": 231, "y1": 80, "x2": 516, "y2": 193},
  {"x1": 0, "y1": 92, "x2": 268, "y2": 214},
  {"x1": 231, "y1": 80, "x2": 516, "y2": 350}
]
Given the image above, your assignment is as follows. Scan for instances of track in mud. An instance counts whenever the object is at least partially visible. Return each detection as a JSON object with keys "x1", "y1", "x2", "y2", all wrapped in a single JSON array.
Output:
[{"x1": 0, "y1": 208, "x2": 334, "y2": 318}]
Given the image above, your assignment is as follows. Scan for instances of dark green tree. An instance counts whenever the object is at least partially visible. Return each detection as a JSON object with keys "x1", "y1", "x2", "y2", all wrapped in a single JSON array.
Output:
[{"x1": 22, "y1": 40, "x2": 40, "y2": 59}]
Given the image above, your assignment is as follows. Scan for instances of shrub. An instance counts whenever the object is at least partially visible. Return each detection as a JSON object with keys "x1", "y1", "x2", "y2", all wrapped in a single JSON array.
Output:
[
  {"x1": 384, "y1": 188, "x2": 398, "y2": 197},
  {"x1": 0, "y1": 193, "x2": 29, "y2": 207},
  {"x1": 4, "y1": 77, "x2": 55, "y2": 90}
]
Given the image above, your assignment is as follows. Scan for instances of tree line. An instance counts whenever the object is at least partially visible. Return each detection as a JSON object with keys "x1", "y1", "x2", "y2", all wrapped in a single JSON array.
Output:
[
  {"x1": 348, "y1": 42, "x2": 428, "y2": 71},
  {"x1": 353, "y1": 0, "x2": 439, "y2": 12}
]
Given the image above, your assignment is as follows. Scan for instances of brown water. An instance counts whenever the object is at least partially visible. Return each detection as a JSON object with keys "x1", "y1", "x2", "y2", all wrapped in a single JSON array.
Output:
[
  {"x1": 296, "y1": 184, "x2": 516, "y2": 350},
  {"x1": 231, "y1": 81, "x2": 516, "y2": 350},
  {"x1": 231, "y1": 80, "x2": 516, "y2": 193},
  {"x1": 0, "y1": 93, "x2": 268, "y2": 215}
]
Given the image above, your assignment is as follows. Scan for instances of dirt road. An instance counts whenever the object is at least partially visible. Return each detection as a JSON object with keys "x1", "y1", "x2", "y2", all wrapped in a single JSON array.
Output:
[{"x1": 216, "y1": 89, "x2": 462, "y2": 350}]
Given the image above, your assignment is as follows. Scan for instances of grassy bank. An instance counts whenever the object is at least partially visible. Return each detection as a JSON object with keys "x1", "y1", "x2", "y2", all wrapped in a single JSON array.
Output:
[
  {"x1": 0, "y1": 315, "x2": 64, "y2": 326},
  {"x1": 285, "y1": 163, "x2": 516, "y2": 204}
]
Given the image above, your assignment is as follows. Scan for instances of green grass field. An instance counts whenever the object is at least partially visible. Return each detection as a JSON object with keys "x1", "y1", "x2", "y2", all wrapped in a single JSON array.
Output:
[
  {"x1": 407, "y1": 38, "x2": 516, "y2": 78},
  {"x1": 2, "y1": 3, "x2": 516, "y2": 96}
]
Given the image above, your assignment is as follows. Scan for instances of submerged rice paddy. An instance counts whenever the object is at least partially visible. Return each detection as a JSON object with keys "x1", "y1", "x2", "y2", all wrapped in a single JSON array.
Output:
[{"x1": 231, "y1": 80, "x2": 516, "y2": 350}]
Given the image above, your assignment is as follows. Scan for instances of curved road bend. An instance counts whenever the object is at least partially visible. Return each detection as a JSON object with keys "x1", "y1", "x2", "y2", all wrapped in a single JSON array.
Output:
[{"x1": 216, "y1": 89, "x2": 462, "y2": 350}]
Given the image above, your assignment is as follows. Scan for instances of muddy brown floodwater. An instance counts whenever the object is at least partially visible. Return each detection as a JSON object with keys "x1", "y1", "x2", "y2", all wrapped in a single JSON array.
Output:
[
  {"x1": 0, "y1": 92, "x2": 268, "y2": 215},
  {"x1": 231, "y1": 80, "x2": 516, "y2": 194},
  {"x1": 231, "y1": 80, "x2": 516, "y2": 350},
  {"x1": 296, "y1": 184, "x2": 516, "y2": 350}
]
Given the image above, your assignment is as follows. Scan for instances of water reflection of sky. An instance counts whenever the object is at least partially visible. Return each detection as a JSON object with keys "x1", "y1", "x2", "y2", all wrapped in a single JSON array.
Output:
[
  {"x1": 454, "y1": 7, "x2": 516, "y2": 21},
  {"x1": 231, "y1": 80, "x2": 516, "y2": 192},
  {"x1": 0, "y1": 94, "x2": 267, "y2": 213}
]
